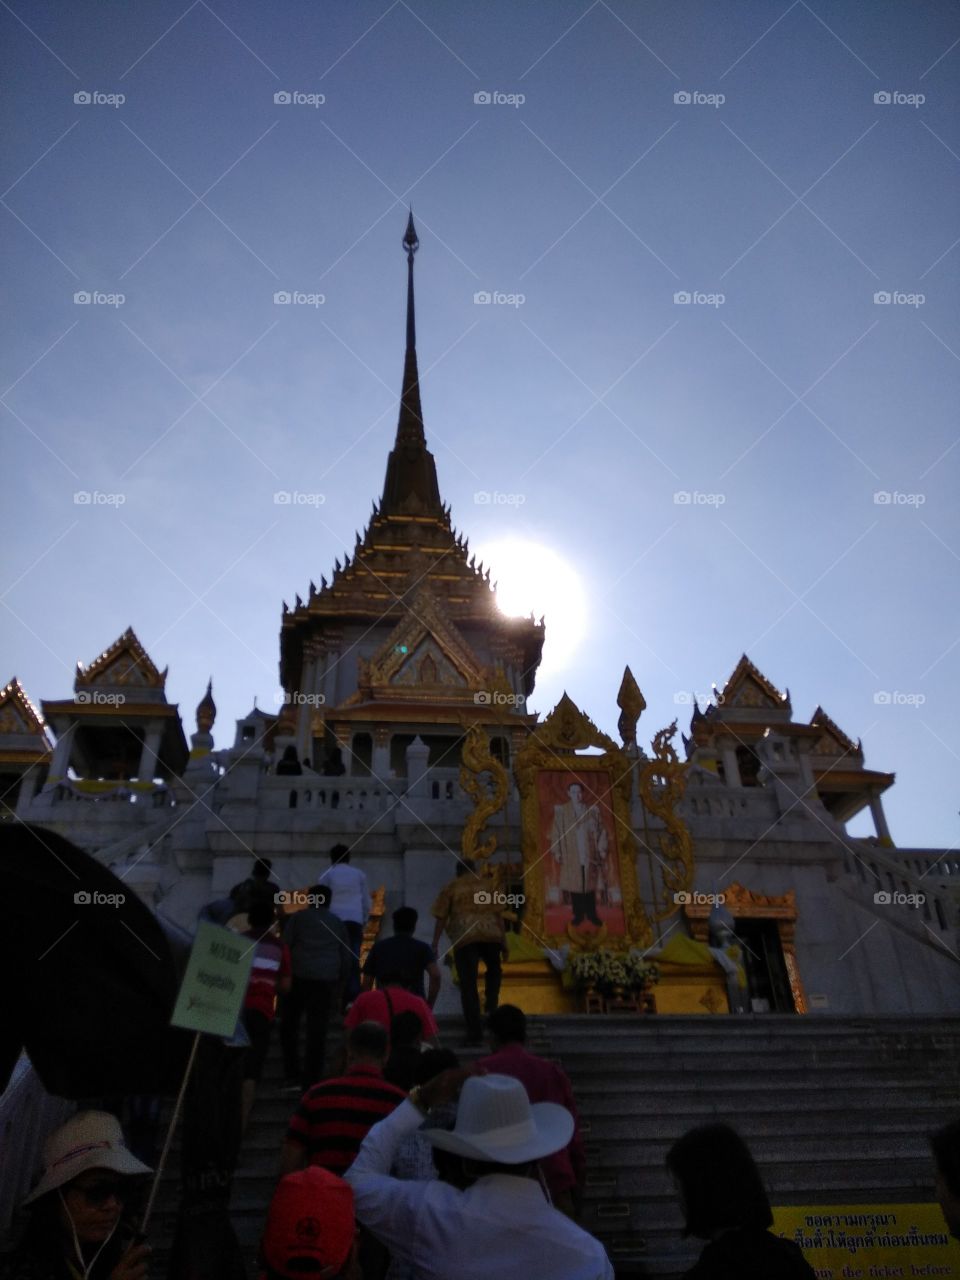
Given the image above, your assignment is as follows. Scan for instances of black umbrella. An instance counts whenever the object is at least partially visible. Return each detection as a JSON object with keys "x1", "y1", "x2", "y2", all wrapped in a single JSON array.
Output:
[{"x1": 2, "y1": 823, "x2": 191, "y2": 1098}]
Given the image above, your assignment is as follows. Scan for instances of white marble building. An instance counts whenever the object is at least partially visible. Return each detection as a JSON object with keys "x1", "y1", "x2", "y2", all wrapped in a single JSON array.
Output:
[{"x1": 4, "y1": 216, "x2": 958, "y2": 1017}]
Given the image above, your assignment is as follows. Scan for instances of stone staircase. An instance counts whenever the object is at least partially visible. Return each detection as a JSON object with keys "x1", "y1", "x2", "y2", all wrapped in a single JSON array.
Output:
[{"x1": 148, "y1": 1013, "x2": 960, "y2": 1278}]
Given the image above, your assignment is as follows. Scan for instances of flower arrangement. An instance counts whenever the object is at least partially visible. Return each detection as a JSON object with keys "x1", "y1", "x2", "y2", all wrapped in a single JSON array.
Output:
[{"x1": 569, "y1": 948, "x2": 659, "y2": 995}]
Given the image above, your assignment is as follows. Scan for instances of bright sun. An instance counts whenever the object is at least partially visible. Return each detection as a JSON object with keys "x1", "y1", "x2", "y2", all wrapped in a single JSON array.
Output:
[{"x1": 474, "y1": 538, "x2": 587, "y2": 672}]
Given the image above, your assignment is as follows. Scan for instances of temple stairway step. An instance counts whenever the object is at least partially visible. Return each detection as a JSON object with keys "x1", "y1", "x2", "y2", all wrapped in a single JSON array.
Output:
[{"x1": 145, "y1": 1012, "x2": 960, "y2": 1280}]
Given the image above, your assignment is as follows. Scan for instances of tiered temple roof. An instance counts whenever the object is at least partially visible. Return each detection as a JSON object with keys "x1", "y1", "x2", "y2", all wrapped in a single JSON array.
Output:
[{"x1": 280, "y1": 213, "x2": 544, "y2": 702}]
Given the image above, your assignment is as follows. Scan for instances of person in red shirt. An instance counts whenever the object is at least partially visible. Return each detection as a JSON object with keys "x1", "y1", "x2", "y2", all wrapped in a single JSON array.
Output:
[
  {"x1": 344, "y1": 974, "x2": 439, "y2": 1045},
  {"x1": 475, "y1": 1003, "x2": 586, "y2": 1217},
  {"x1": 242, "y1": 901, "x2": 292, "y2": 1133},
  {"x1": 279, "y1": 1022, "x2": 407, "y2": 1177}
]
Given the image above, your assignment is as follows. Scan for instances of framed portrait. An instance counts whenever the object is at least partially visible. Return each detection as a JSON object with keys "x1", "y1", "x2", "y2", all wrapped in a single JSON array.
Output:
[
  {"x1": 537, "y1": 768, "x2": 626, "y2": 936},
  {"x1": 514, "y1": 696, "x2": 650, "y2": 949}
]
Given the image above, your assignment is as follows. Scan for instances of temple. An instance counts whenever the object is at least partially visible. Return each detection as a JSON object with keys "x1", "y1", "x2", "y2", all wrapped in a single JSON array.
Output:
[{"x1": 8, "y1": 215, "x2": 959, "y2": 1019}]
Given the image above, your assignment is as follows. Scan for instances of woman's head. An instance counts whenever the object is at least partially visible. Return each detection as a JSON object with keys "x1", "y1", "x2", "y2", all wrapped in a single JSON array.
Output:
[
  {"x1": 58, "y1": 1167, "x2": 131, "y2": 1244},
  {"x1": 666, "y1": 1123, "x2": 772, "y2": 1239},
  {"x1": 24, "y1": 1111, "x2": 150, "y2": 1243}
]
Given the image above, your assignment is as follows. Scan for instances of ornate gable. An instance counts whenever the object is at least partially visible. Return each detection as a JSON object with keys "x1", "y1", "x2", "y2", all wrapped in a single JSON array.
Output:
[
  {"x1": 352, "y1": 587, "x2": 487, "y2": 703},
  {"x1": 392, "y1": 638, "x2": 465, "y2": 689},
  {"x1": 715, "y1": 654, "x2": 789, "y2": 713},
  {"x1": 76, "y1": 628, "x2": 166, "y2": 691},
  {"x1": 809, "y1": 706, "x2": 863, "y2": 761},
  {"x1": 0, "y1": 678, "x2": 47, "y2": 738}
]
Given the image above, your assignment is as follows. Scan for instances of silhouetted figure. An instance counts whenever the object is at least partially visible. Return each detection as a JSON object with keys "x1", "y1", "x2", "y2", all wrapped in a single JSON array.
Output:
[
  {"x1": 320, "y1": 844, "x2": 370, "y2": 1006},
  {"x1": 229, "y1": 857, "x2": 280, "y2": 918},
  {"x1": 276, "y1": 745, "x2": 303, "y2": 776},
  {"x1": 931, "y1": 1118, "x2": 960, "y2": 1241},
  {"x1": 477, "y1": 1004, "x2": 586, "y2": 1217},
  {"x1": 280, "y1": 884, "x2": 351, "y2": 1092},
  {"x1": 362, "y1": 905, "x2": 441, "y2": 1005},
  {"x1": 384, "y1": 1011, "x2": 425, "y2": 1091},
  {"x1": 666, "y1": 1123, "x2": 816, "y2": 1278}
]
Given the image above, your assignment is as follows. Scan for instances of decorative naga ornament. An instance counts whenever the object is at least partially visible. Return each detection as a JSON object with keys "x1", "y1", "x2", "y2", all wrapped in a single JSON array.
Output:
[
  {"x1": 637, "y1": 720, "x2": 694, "y2": 920},
  {"x1": 459, "y1": 721, "x2": 510, "y2": 864},
  {"x1": 617, "y1": 665, "x2": 646, "y2": 750}
]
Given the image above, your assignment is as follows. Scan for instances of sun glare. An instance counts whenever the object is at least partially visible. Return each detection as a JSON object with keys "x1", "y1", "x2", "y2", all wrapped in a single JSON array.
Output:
[{"x1": 475, "y1": 538, "x2": 587, "y2": 672}]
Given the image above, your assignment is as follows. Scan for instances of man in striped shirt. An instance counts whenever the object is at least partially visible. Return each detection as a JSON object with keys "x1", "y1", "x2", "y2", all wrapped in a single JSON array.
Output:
[{"x1": 279, "y1": 1022, "x2": 406, "y2": 1177}]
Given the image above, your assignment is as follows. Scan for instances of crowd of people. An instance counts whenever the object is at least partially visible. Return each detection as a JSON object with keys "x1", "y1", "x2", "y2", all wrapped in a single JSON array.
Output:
[{"x1": 4, "y1": 849, "x2": 960, "y2": 1279}]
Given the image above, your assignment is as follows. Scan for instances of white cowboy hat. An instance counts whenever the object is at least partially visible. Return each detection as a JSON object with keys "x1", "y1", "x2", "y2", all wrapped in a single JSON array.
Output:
[
  {"x1": 422, "y1": 1074, "x2": 573, "y2": 1165},
  {"x1": 23, "y1": 1110, "x2": 152, "y2": 1204}
]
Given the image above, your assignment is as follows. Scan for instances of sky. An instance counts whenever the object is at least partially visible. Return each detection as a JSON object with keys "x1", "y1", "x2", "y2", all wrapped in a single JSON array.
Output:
[{"x1": 2, "y1": 0, "x2": 958, "y2": 848}]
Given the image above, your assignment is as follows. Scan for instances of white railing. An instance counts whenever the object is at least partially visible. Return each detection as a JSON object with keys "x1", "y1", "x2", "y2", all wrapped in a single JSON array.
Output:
[
  {"x1": 840, "y1": 838, "x2": 960, "y2": 955},
  {"x1": 262, "y1": 776, "x2": 400, "y2": 814}
]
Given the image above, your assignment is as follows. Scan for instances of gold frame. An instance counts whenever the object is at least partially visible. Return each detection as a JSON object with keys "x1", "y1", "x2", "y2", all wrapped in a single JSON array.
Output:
[{"x1": 514, "y1": 694, "x2": 654, "y2": 951}]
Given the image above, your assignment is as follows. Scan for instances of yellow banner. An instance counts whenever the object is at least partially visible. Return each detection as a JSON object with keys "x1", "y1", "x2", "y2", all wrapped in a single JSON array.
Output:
[{"x1": 771, "y1": 1204, "x2": 959, "y2": 1279}]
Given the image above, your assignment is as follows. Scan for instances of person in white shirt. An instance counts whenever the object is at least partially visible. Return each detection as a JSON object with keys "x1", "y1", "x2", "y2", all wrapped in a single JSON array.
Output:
[
  {"x1": 344, "y1": 1071, "x2": 615, "y2": 1280},
  {"x1": 319, "y1": 843, "x2": 371, "y2": 1005}
]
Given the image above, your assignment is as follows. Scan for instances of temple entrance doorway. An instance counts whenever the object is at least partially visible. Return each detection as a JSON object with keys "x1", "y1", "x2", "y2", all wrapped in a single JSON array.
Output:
[{"x1": 735, "y1": 918, "x2": 794, "y2": 1012}]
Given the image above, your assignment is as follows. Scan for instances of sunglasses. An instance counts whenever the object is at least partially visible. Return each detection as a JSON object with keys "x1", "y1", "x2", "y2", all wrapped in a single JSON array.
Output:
[{"x1": 70, "y1": 1179, "x2": 128, "y2": 1206}]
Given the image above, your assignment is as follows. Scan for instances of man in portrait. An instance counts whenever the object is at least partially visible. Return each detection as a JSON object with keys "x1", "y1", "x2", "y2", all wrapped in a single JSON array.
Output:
[{"x1": 548, "y1": 781, "x2": 608, "y2": 928}]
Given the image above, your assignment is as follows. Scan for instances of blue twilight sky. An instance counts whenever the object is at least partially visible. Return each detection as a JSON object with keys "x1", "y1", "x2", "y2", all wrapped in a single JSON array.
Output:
[{"x1": 2, "y1": 1, "x2": 958, "y2": 846}]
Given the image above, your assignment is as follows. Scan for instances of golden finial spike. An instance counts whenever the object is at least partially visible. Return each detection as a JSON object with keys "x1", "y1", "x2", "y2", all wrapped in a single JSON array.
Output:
[{"x1": 617, "y1": 665, "x2": 646, "y2": 749}]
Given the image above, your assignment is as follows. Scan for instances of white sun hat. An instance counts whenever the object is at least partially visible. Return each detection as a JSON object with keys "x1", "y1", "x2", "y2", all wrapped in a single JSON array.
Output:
[
  {"x1": 23, "y1": 1110, "x2": 152, "y2": 1205},
  {"x1": 421, "y1": 1073, "x2": 573, "y2": 1164}
]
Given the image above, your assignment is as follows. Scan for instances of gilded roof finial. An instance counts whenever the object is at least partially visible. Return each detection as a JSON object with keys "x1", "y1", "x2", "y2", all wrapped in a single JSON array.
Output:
[
  {"x1": 617, "y1": 665, "x2": 646, "y2": 749},
  {"x1": 379, "y1": 212, "x2": 442, "y2": 516},
  {"x1": 196, "y1": 677, "x2": 216, "y2": 734}
]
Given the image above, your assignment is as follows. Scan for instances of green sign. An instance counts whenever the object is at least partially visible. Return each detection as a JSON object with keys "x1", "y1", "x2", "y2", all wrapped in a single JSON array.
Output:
[{"x1": 171, "y1": 921, "x2": 254, "y2": 1038}]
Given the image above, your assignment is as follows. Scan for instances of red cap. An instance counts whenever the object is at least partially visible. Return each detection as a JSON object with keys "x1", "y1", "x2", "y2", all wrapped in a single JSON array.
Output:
[{"x1": 259, "y1": 1167, "x2": 355, "y2": 1278}]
